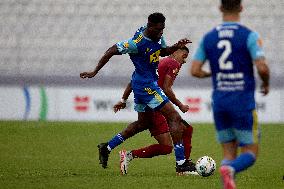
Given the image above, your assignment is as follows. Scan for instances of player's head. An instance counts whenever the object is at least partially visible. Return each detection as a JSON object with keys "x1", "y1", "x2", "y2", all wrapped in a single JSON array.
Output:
[
  {"x1": 146, "y1": 12, "x2": 166, "y2": 41},
  {"x1": 220, "y1": 0, "x2": 242, "y2": 13},
  {"x1": 172, "y1": 46, "x2": 189, "y2": 64}
]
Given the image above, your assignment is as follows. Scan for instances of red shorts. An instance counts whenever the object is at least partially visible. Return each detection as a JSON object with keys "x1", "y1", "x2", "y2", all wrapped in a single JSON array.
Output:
[{"x1": 149, "y1": 112, "x2": 169, "y2": 136}]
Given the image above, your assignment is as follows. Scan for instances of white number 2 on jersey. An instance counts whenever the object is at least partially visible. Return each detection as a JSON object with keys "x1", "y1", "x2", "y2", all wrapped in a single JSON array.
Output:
[{"x1": 217, "y1": 40, "x2": 233, "y2": 70}]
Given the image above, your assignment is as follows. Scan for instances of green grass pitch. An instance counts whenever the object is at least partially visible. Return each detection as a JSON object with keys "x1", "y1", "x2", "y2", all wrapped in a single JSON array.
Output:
[{"x1": 0, "y1": 121, "x2": 283, "y2": 189}]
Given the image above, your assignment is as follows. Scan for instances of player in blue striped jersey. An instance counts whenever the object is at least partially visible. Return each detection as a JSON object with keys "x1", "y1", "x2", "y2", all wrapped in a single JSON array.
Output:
[{"x1": 191, "y1": 1, "x2": 270, "y2": 188}]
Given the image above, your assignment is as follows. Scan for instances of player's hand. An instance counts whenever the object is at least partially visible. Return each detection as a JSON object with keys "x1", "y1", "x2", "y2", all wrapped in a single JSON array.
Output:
[
  {"x1": 80, "y1": 71, "x2": 97, "y2": 79},
  {"x1": 113, "y1": 101, "x2": 126, "y2": 113},
  {"x1": 179, "y1": 104, "x2": 189, "y2": 113},
  {"x1": 175, "y1": 38, "x2": 192, "y2": 48},
  {"x1": 260, "y1": 83, "x2": 269, "y2": 96}
]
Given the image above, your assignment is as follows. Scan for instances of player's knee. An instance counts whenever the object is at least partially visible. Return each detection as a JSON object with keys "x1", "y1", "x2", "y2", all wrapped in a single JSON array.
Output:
[
  {"x1": 121, "y1": 121, "x2": 144, "y2": 138},
  {"x1": 168, "y1": 111, "x2": 182, "y2": 124},
  {"x1": 173, "y1": 112, "x2": 182, "y2": 123},
  {"x1": 170, "y1": 125, "x2": 181, "y2": 135}
]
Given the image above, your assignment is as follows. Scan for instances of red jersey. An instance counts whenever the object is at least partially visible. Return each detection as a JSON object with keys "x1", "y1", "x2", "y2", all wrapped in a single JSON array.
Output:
[
  {"x1": 157, "y1": 56, "x2": 181, "y2": 88},
  {"x1": 150, "y1": 56, "x2": 181, "y2": 137}
]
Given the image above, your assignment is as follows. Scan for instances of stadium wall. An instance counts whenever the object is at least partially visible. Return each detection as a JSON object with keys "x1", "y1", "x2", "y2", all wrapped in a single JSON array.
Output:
[
  {"x1": 2, "y1": 86, "x2": 283, "y2": 123},
  {"x1": 0, "y1": 0, "x2": 283, "y2": 79}
]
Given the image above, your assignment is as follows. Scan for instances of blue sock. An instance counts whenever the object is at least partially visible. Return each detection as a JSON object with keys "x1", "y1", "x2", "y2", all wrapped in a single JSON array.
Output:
[
  {"x1": 221, "y1": 159, "x2": 234, "y2": 166},
  {"x1": 174, "y1": 143, "x2": 185, "y2": 163},
  {"x1": 107, "y1": 133, "x2": 125, "y2": 151},
  {"x1": 229, "y1": 152, "x2": 256, "y2": 173}
]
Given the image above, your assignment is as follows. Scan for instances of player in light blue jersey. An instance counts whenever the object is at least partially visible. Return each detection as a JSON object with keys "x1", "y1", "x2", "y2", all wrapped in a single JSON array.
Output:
[
  {"x1": 190, "y1": 1, "x2": 270, "y2": 188},
  {"x1": 80, "y1": 13, "x2": 192, "y2": 174}
]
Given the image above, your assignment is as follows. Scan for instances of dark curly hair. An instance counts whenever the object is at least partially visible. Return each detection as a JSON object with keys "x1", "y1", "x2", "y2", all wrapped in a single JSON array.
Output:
[
  {"x1": 221, "y1": 0, "x2": 241, "y2": 12},
  {"x1": 148, "y1": 12, "x2": 166, "y2": 24}
]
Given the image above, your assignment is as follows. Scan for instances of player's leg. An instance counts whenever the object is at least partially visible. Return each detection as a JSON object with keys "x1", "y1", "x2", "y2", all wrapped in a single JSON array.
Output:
[
  {"x1": 130, "y1": 112, "x2": 173, "y2": 159},
  {"x1": 219, "y1": 141, "x2": 238, "y2": 189},
  {"x1": 181, "y1": 119, "x2": 193, "y2": 160},
  {"x1": 219, "y1": 109, "x2": 259, "y2": 189},
  {"x1": 213, "y1": 109, "x2": 237, "y2": 189},
  {"x1": 221, "y1": 141, "x2": 238, "y2": 163},
  {"x1": 180, "y1": 120, "x2": 197, "y2": 175},
  {"x1": 224, "y1": 109, "x2": 259, "y2": 174},
  {"x1": 119, "y1": 112, "x2": 173, "y2": 175},
  {"x1": 120, "y1": 82, "x2": 189, "y2": 174},
  {"x1": 98, "y1": 112, "x2": 153, "y2": 169},
  {"x1": 158, "y1": 103, "x2": 197, "y2": 175},
  {"x1": 119, "y1": 111, "x2": 169, "y2": 175},
  {"x1": 119, "y1": 132, "x2": 173, "y2": 175},
  {"x1": 159, "y1": 102, "x2": 183, "y2": 143},
  {"x1": 130, "y1": 133, "x2": 173, "y2": 158},
  {"x1": 133, "y1": 81, "x2": 186, "y2": 165},
  {"x1": 240, "y1": 144, "x2": 258, "y2": 157},
  {"x1": 128, "y1": 113, "x2": 196, "y2": 174}
]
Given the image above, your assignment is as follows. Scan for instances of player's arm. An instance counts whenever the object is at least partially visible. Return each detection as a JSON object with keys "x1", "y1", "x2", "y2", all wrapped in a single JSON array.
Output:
[
  {"x1": 80, "y1": 45, "x2": 121, "y2": 78},
  {"x1": 190, "y1": 38, "x2": 211, "y2": 78},
  {"x1": 121, "y1": 82, "x2": 133, "y2": 102},
  {"x1": 162, "y1": 75, "x2": 189, "y2": 113},
  {"x1": 80, "y1": 38, "x2": 137, "y2": 79},
  {"x1": 113, "y1": 82, "x2": 133, "y2": 113},
  {"x1": 254, "y1": 58, "x2": 270, "y2": 95},
  {"x1": 160, "y1": 38, "x2": 192, "y2": 57},
  {"x1": 248, "y1": 32, "x2": 270, "y2": 95},
  {"x1": 191, "y1": 60, "x2": 211, "y2": 78}
]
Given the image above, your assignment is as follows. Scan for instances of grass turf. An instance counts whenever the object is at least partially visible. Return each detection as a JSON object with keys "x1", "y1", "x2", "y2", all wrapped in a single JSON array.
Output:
[{"x1": 0, "y1": 121, "x2": 283, "y2": 189}]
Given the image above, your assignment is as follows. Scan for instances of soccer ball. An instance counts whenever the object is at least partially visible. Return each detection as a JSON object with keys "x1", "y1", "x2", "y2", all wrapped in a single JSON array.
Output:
[{"x1": 195, "y1": 156, "x2": 216, "y2": 177}]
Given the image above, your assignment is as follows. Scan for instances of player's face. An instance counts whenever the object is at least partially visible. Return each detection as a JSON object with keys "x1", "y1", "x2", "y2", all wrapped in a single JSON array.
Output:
[
  {"x1": 148, "y1": 22, "x2": 165, "y2": 41},
  {"x1": 175, "y1": 50, "x2": 189, "y2": 64}
]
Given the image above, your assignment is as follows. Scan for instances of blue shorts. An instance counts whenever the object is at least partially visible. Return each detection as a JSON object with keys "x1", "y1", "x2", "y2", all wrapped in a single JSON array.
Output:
[
  {"x1": 132, "y1": 81, "x2": 169, "y2": 112},
  {"x1": 213, "y1": 108, "x2": 260, "y2": 146}
]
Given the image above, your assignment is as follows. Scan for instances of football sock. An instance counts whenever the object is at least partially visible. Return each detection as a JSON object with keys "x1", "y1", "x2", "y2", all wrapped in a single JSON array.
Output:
[
  {"x1": 174, "y1": 143, "x2": 185, "y2": 164},
  {"x1": 183, "y1": 125, "x2": 193, "y2": 160},
  {"x1": 229, "y1": 152, "x2": 256, "y2": 173},
  {"x1": 176, "y1": 159, "x2": 185, "y2": 165},
  {"x1": 221, "y1": 159, "x2": 233, "y2": 166},
  {"x1": 131, "y1": 144, "x2": 172, "y2": 158},
  {"x1": 107, "y1": 133, "x2": 125, "y2": 151}
]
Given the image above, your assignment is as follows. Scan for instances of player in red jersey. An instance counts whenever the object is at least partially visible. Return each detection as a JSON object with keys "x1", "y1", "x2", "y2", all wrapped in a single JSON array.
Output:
[{"x1": 113, "y1": 46, "x2": 196, "y2": 175}]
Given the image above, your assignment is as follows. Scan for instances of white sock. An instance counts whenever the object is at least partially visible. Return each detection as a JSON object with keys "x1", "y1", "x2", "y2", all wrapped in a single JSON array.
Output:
[
  {"x1": 177, "y1": 159, "x2": 186, "y2": 165},
  {"x1": 107, "y1": 145, "x2": 112, "y2": 152}
]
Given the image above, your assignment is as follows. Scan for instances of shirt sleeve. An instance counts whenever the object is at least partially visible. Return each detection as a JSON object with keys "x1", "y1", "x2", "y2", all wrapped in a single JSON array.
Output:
[
  {"x1": 116, "y1": 39, "x2": 138, "y2": 54},
  {"x1": 193, "y1": 38, "x2": 206, "y2": 62},
  {"x1": 161, "y1": 36, "x2": 167, "y2": 48},
  {"x1": 247, "y1": 31, "x2": 265, "y2": 60}
]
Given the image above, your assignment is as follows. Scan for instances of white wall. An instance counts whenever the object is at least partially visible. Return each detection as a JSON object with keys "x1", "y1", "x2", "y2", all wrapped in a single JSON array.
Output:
[{"x1": 2, "y1": 86, "x2": 283, "y2": 123}]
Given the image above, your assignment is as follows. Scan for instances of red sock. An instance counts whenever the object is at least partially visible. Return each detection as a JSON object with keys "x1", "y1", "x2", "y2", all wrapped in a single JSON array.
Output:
[
  {"x1": 132, "y1": 144, "x2": 172, "y2": 158},
  {"x1": 183, "y1": 125, "x2": 193, "y2": 160}
]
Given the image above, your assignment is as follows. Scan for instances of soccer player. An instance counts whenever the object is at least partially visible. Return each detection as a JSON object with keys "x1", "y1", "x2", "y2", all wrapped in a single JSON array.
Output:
[
  {"x1": 80, "y1": 13, "x2": 192, "y2": 174},
  {"x1": 190, "y1": 0, "x2": 270, "y2": 188},
  {"x1": 113, "y1": 46, "x2": 196, "y2": 175}
]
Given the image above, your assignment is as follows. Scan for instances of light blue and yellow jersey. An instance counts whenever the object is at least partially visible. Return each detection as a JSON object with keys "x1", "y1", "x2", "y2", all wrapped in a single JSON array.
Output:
[
  {"x1": 116, "y1": 26, "x2": 167, "y2": 84},
  {"x1": 116, "y1": 26, "x2": 169, "y2": 112}
]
